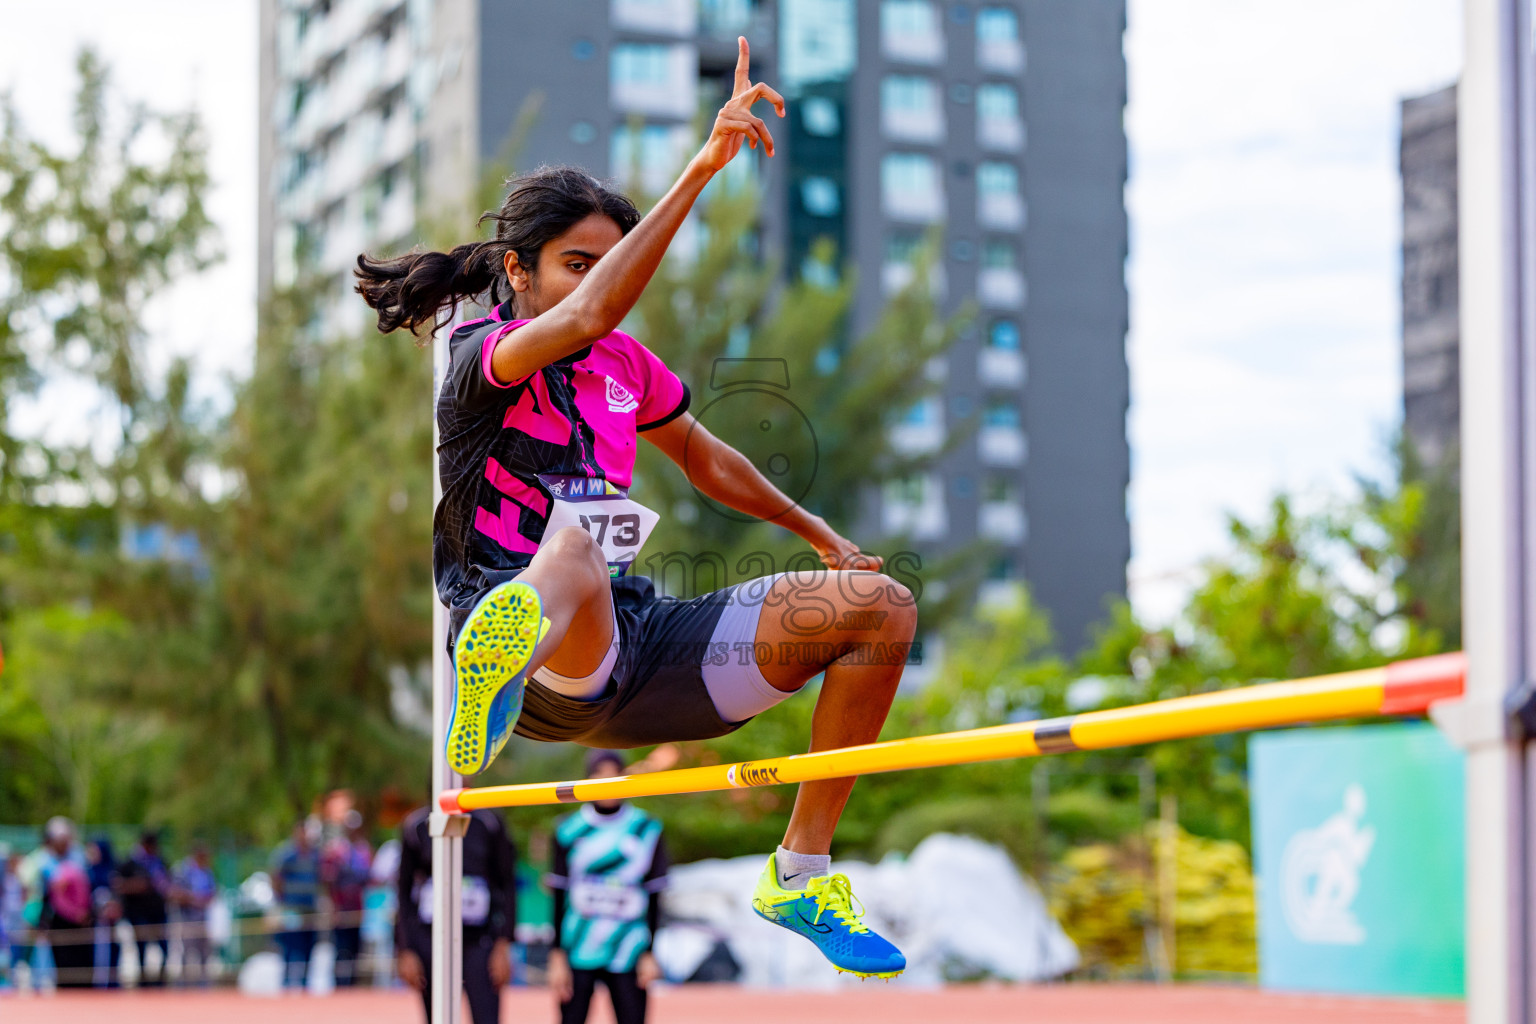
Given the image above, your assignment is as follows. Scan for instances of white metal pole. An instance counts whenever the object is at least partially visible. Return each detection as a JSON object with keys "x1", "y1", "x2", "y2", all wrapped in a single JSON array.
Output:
[
  {"x1": 430, "y1": 328, "x2": 466, "y2": 1024},
  {"x1": 1452, "y1": 1, "x2": 1533, "y2": 1021}
]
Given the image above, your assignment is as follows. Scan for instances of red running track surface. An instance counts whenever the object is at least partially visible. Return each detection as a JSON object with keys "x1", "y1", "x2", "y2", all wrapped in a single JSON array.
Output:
[{"x1": 0, "y1": 983, "x2": 1465, "y2": 1024}]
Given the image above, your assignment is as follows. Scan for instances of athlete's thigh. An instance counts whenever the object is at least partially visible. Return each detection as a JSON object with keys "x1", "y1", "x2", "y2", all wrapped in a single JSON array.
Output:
[
  {"x1": 753, "y1": 569, "x2": 905, "y2": 687},
  {"x1": 517, "y1": 527, "x2": 616, "y2": 677}
]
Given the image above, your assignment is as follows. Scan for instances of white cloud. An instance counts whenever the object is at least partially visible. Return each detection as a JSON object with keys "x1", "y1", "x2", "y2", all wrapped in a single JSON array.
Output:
[{"x1": 1125, "y1": 0, "x2": 1462, "y2": 624}]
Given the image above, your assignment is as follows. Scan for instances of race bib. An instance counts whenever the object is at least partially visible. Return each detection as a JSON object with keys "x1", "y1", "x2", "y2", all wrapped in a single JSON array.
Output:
[
  {"x1": 570, "y1": 877, "x2": 646, "y2": 922},
  {"x1": 416, "y1": 875, "x2": 491, "y2": 926},
  {"x1": 538, "y1": 475, "x2": 659, "y2": 577}
]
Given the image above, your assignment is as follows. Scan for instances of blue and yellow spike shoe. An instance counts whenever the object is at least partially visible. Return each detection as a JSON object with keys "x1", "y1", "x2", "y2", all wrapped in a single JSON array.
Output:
[
  {"x1": 447, "y1": 581, "x2": 549, "y2": 776},
  {"x1": 751, "y1": 853, "x2": 906, "y2": 980}
]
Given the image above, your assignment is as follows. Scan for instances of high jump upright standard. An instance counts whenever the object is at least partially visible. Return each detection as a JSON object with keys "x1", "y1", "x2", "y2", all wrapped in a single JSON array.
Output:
[{"x1": 1450, "y1": 2, "x2": 1536, "y2": 1022}]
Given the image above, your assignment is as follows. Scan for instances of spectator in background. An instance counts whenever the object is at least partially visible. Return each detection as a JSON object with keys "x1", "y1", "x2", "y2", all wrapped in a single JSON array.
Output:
[
  {"x1": 84, "y1": 837, "x2": 121, "y2": 987},
  {"x1": 36, "y1": 817, "x2": 94, "y2": 988},
  {"x1": 271, "y1": 819, "x2": 322, "y2": 990},
  {"x1": 546, "y1": 751, "x2": 669, "y2": 1024},
  {"x1": 172, "y1": 843, "x2": 217, "y2": 986},
  {"x1": 322, "y1": 811, "x2": 371, "y2": 987},
  {"x1": 115, "y1": 830, "x2": 170, "y2": 987},
  {"x1": 0, "y1": 844, "x2": 19, "y2": 987},
  {"x1": 397, "y1": 800, "x2": 517, "y2": 1024}
]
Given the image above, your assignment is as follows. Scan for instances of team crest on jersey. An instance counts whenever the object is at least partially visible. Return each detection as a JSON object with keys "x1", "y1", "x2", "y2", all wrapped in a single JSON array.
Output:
[{"x1": 605, "y1": 376, "x2": 639, "y2": 414}]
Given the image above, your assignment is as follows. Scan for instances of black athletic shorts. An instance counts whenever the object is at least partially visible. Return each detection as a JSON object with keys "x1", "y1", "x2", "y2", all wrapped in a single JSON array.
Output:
[{"x1": 448, "y1": 573, "x2": 747, "y2": 749}]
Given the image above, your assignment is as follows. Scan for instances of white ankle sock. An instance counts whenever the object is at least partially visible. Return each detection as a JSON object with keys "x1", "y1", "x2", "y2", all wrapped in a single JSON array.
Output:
[{"x1": 775, "y1": 845, "x2": 831, "y2": 890}]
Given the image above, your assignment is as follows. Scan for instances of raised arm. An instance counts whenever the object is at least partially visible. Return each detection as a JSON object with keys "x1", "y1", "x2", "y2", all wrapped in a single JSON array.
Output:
[
  {"x1": 643, "y1": 413, "x2": 883, "y2": 571},
  {"x1": 488, "y1": 38, "x2": 784, "y2": 384}
]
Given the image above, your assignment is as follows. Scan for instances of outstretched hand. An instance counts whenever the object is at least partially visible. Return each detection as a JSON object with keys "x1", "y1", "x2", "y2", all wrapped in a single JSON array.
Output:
[{"x1": 697, "y1": 37, "x2": 786, "y2": 172}]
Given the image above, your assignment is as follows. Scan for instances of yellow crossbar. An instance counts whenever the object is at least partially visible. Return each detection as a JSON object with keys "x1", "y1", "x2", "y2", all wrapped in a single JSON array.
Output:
[{"x1": 440, "y1": 652, "x2": 1465, "y2": 813}]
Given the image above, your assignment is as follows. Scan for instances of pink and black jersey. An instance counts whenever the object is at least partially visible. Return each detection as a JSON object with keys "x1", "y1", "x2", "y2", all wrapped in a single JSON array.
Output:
[{"x1": 434, "y1": 301, "x2": 690, "y2": 613}]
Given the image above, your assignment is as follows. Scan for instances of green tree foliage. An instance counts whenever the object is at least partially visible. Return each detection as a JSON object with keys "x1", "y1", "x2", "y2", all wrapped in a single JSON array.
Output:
[{"x1": 0, "y1": 51, "x2": 219, "y2": 827}]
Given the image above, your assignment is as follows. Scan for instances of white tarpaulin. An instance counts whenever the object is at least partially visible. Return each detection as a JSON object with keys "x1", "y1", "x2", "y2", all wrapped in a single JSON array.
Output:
[{"x1": 654, "y1": 833, "x2": 1079, "y2": 987}]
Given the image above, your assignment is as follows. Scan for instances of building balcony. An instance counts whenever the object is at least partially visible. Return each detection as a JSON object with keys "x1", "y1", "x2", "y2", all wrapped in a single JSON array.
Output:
[
  {"x1": 882, "y1": 261, "x2": 947, "y2": 298},
  {"x1": 882, "y1": 187, "x2": 946, "y2": 224},
  {"x1": 978, "y1": 115, "x2": 1026, "y2": 152},
  {"x1": 612, "y1": 0, "x2": 696, "y2": 37},
  {"x1": 978, "y1": 347, "x2": 1026, "y2": 388},
  {"x1": 978, "y1": 425, "x2": 1027, "y2": 466},
  {"x1": 978, "y1": 192, "x2": 1026, "y2": 231},
  {"x1": 977, "y1": 38, "x2": 1026, "y2": 75},
  {"x1": 882, "y1": 30, "x2": 945, "y2": 66},
  {"x1": 890, "y1": 417, "x2": 945, "y2": 456},
  {"x1": 979, "y1": 501, "x2": 1027, "y2": 545},
  {"x1": 978, "y1": 268, "x2": 1026, "y2": 309},
  {"x1": 882, "y1": 107, "x2": 946, "y2": 145}
]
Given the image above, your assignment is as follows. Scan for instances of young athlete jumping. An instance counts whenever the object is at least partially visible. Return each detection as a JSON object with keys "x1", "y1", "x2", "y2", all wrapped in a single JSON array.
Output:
[{"x1": 356, "y1": 40, "x2": 913, "y2": 980}]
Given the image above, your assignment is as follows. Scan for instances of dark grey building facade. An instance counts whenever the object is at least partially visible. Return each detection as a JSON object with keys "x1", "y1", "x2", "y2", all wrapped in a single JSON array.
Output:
[
  {"x1": 260, "y1": 0, "x2": 1130, "y2": 653},
  {"x1": 1400, "y1": 84, "x2": 1460, "y2": 473}
]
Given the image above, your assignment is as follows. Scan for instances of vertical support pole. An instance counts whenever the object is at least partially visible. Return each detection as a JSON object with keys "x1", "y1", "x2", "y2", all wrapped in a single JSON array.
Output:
[
  {"x1": 1457, "y1": 1, "x2": 1535, "y2": 1020},
  {"x1": 1139, "y1": 760, "x2": 1169, "y2": 982},
  {"x1": 1158, "y1": 793, "x2": 1177, "y2": 981},
  {"x1": 429, "y1": 328, "x2": 465, "y2": 1024}
]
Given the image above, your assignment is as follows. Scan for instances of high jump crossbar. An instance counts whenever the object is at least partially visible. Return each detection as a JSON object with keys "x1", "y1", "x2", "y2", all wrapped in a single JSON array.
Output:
[{"x1": 439, "y1": 651, "x2": 1466, "y2": 813}]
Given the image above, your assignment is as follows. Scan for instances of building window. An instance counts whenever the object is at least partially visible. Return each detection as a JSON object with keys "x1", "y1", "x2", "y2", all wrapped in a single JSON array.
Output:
[
  {"x1": 977, "y1": 6, "x2": 1018, "y2": 42},
  {"x1": 984, "y1": 476, "x2": 1015, "y2": 503},
  {"x1": 983, "y1": 399, "x2": 1021, "y2": 429},
  {"x1": 989, "y1": 319, "x2": 1020, "y2": 349},
  {"x1": 612, "y1": 44, "x2": 671, "y2": 88},
  {"x1": 881, "y1": 0, "x2": 944, "y2": 65},
  {"x1": 978, "y1": 160, "x2": 1024, "y2": 229},
  {"x1": 983, "y1": 239, "x2": 1017, "y2": 269},
  {"x1": 611, "y1": 124, "x2": 692, "y2": 194},
  {"x1": 881, "y1": 152, "x2": 944, "y2": 222},
  {"x1": 700, "y1": 0, "x2": 752, "y2": 35},
  {"x1": 977, "y1": 83, "x2": 1025, "y2": 150},
  {"x1": 881, "y1": 75, "x2": 944, "y2": 142},
  {"x1": 977, "y1": 6, "x2": 1025, "y2": 73},
  {"x1": 610, "y1": 43, "x2": 697, "y2": 119},
  {"x1": 800, "y1": 176, "x2": 841, "y2": 217},
  {"x1": 977, "y1": 83, "x2": 1019, "y2": 121},
  {"x1": 802, "y1": 96, "x2": 841, "y2": 137},
  {"x1": 978, "y1": 160, "x2": 1017, "y2": 197},
  {"x1": 782, "y1": 0, "x2": 857, "y2": 90}
]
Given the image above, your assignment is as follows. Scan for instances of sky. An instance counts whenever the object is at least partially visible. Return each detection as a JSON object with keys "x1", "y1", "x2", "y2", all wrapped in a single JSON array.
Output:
[
  {"x1": 1123, "y1": 0, "x2": 1462, "y2": 622},
  {"x1": 1, "y1": 0, "x2": 1465, "y2": 624}
]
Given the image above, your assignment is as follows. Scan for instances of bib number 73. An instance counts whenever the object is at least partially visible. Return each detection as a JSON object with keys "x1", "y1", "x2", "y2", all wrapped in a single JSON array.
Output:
[{"x1": 578, "y1": 512, "x2": 641, "y2": 547}]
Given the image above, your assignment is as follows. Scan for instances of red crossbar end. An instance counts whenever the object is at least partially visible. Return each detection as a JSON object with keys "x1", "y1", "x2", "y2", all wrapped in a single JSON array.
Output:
[
  {"x1": 439, "y1": 788, "x2": 466, "y2": 814},
  {"x1": 1381, "y1": 652, "x2": 1467, "y2": 715}
]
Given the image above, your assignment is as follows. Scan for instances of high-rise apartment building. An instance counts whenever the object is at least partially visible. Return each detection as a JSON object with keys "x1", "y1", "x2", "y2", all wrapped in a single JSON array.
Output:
[
  {"x1": 258, "y1": 0, "x2": 1129, "y2": 652},
  {"x1": 1400, "y1": 84, "x2": 1460, "y2": 474}
]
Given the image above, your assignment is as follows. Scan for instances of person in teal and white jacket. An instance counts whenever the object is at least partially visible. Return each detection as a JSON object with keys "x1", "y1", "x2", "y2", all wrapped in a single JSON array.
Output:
[{"x1": 545, "y1": 749, "x2": 668, "y2": 1024}]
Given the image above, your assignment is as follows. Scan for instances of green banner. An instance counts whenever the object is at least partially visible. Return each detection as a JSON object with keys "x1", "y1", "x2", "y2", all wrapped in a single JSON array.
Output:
[{"x1": 1249, "y1": 722, "x2": 1463, "y2": 996}]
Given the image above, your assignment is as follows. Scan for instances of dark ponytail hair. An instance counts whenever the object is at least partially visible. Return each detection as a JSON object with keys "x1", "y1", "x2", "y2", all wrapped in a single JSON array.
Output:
[{"x1": 355, "y1": 165, "x2": 641, "y2": 335}]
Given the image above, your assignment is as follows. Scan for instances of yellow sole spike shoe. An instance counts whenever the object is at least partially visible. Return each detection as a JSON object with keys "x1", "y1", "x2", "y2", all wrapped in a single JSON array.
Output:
[
  {"x1": 447, "y1": 581, "x2": 546, "y2": 775},
  {"x1": 751, "y1": 853, "x2": 906, "y2": 979}
]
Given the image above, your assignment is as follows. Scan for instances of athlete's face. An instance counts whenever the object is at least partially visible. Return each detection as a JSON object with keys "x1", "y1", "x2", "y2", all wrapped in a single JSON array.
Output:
[{"x1": 503, "y1": 213, "x2": 625, "y2": 318}]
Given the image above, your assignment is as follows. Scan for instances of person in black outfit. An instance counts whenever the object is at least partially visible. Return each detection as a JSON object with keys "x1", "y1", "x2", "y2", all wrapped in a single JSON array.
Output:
[
  {"x1": 397, "y1": 806, "x2": 518, "y2": 1024},
  {"x1": 114, "y1": 831, "x2": 170, "y2": 987}
]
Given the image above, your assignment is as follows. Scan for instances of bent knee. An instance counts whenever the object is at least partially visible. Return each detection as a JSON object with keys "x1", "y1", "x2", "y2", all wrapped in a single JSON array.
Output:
[
  {"x1": 541, "y1": 526, "x2": 607, "y2": 577},
  {"x1": 835, "y1": 573, "x2": 917, "y2": 635}
]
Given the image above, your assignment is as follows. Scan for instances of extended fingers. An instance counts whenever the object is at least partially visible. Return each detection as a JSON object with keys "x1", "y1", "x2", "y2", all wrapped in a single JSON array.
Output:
[{"x1": 733, "y1": 36, "x2": 750, "y2": 96}]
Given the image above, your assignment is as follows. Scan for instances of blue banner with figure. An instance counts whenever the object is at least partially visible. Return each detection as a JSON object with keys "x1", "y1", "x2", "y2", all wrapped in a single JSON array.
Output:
[{"x1": 1249, "y1": 722, "x2": 1464, "y2": 996}]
